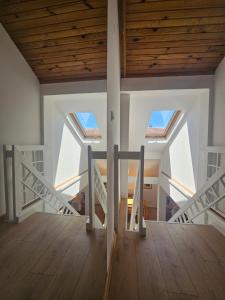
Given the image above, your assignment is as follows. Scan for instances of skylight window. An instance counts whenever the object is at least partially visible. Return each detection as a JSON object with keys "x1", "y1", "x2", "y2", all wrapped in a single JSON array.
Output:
[
  {"x1": 69, "y1": 112, "x2": 101, "y2": 139},
  {"x1": 76, "y1": 112, "x2": 98, "y2": 129},
  {"x1": 146, "y1": 110, "x2": 180, "y2": 139}
]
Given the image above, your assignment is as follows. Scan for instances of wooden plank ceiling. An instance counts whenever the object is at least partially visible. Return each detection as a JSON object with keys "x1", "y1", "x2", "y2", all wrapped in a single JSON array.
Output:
[
  {"x1": 123, "y1": 0, "x2": 225, "y2": 77},
  {"x1": 1, "y1": 0, "x2": 225, "y2": 82},
  {"x1": 0, "y1": 0, "x2": 107, "y2": 83}
]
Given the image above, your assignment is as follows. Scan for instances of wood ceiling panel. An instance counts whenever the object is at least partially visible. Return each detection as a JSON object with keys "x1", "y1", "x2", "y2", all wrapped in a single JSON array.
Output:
[
  {"x1": 124, "y1": 0, "x2": 225, "y2": 77},
  {"x1": 0, "y1": 0, "x2": 107, "y2": 83},
  {"x1": 1, "y1": 0, "x2": 225, "y2": 81},
  {"x1": 127, "y1": 0, "x2": 225, "y2": 13}
]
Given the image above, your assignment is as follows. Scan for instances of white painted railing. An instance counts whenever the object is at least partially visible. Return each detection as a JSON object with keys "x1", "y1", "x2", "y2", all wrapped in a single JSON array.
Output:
[
  {"x1": 169, "y1": 164, "x2": 225, "y2": 223},
  {"x1": 56, "y1": 170, "x2": 88, "y2": 193},
  {"x1": 86, "y1": 146, "x2": 107, "y2": 231},
  {"x1": 129, "y1": 169, "x2": 139, "y2": 231},
  {"x1": 205, "y1": 146, "x2": 225, "y2": 179},
  {"x1": 15, "y1": 145, "x2": 45, "y2": 209},
  {"x1": 114, "y1": 145, "x2": 146, "y2": 236},
  {"x1": 94, "y1": 163, "x2": 107, "y2": 220},
  {"x1": 205, "y1": 147, "x2": 225, "y2": 218},
  {"x1": 4, "y1": 145, "x2": 79, "y2": 222}
]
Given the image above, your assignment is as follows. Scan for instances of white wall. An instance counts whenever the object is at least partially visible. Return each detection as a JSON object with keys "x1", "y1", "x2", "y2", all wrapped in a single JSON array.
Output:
[
  {"x1": 0, "y1": 24, "x2": 41, "y2": 216},
  {"x1": 0, "y1": 24, "x2": 41, "y2": 145},
  {"x1": 128, "y1": 90, "x2": 209, "y2": 155},
  {"x1": 121, "y1": 75, "x2": 214, "y2": 92},
  {"x1": 122, "y1": 75, "x2": 214, "y2": 145},
  {"x1": 213, "y1": 57, "x2": 225, "y2": 146},
  {"x1": 41, "y1": 79, "x2": 106, "y2": 96},
  {"x1": 160, "y1": 90, "x2": 209, "y2": 208},
  {"x1": 44, "y1": 102, "x2": 88, "y2": 201},
  {"x1": 44, "y1": 93, "x2": 106, "y2": 199}
]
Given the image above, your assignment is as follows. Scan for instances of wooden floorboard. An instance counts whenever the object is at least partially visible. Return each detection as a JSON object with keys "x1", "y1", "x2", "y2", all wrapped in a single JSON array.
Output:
[
  {"x1": 108, "y1": 220, "x2": 225, "y2": 300},
  {"x1": 1, "y1": 212, "x2": 225, "y2": 299},
  {"x1": 0, "y1": 213, "x2": 107, "y2": 300}
]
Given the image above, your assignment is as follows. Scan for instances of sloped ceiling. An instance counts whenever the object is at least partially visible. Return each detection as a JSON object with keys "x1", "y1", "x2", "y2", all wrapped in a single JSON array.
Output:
[
  {"x1": 123, "y1": 0, "x2": 225, "y2": 77},
  {"x1": 1, "y1": 0, "x2": 225, "y2": 82},
  {"x1": 0, "y1": 0, "x2": 107, "y2": 83}
]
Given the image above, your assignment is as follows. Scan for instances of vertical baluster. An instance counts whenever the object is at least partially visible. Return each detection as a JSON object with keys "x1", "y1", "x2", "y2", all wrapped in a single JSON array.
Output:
[
  {"x1": 114, "y1": 144, "x2": 119, "y2": 233},
  {"x1": 86, "y1": 145, "x2": 95, "y2": 232},
  {"x1": 13, "y1": 146, "x2": 24, "y2": 222},
  {"x1": 139, "y1": 145, "x2": 146, "y2": 237}
]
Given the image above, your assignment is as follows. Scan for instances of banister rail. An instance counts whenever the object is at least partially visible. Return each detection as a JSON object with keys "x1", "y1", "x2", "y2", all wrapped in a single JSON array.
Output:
[
  {"x1": 169, "y1": 164, "x2": 225, "y2": 223},
  {"x1": 86, "y1": 145, "x2": 107, "y2": 231},
  {"x1": 205, "y1": 146, "x2": 225, "y2": 179},
  {"x1": 18, "y1": 148, "x2": 80, "y2": 217},
  {"x1": 3, "y1": 145, "x2": 80, "y2": 222},
  {"x1": 114, "y1": 145, "x2": 146, "y2": 237},
  {"x1": 204, "y1": 146, "x2": 225, "y2": 218},
  {"x1": 55, "y1": 169, "x2": 88, "y2": 193}
]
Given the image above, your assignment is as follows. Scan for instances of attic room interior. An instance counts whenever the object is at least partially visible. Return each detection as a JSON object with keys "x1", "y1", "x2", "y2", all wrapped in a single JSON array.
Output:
[{"x1": 0, "y1": 0, "x2": 225, "y2": 299}]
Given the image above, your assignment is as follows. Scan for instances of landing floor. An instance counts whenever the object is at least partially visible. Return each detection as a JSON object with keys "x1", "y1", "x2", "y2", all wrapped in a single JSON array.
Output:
[
  {"x1": 0, "y1": 213, "x2": 106, "y2": 300},
  {"x1": 109, "y1": 221, "x2": 225, "y2": 300}
]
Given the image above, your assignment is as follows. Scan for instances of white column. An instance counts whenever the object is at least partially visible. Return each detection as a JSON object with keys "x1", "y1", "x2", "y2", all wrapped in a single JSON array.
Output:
[
  {"x1": 120, "y1": 94, "x2": 130, "y2": 199},
  {"x1": 3, "y1": 146, "x2": 15, "y2": 221},
  {"x1": 213, "y1": 57, "x2": 225, "y2": 146},
  {"x1": 107, "y1": 0, "x2": 120, "y2": 269},
  {"x1": 0, "y1": 145, "x2": 6, "y2": 216}
]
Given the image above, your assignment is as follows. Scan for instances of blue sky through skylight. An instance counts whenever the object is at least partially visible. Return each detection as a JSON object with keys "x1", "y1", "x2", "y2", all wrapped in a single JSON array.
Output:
[
  {"x1": 75, "y1": 112, "x2": 99, "y2": 129},
  {"x1": 149, "y1": 110, "x2": 175, "y2": 128}
]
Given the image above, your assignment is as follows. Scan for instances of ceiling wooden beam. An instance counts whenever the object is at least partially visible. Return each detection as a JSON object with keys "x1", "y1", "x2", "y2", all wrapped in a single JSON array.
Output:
[{"x1": 119, "y1": 0, "x2": 126, "y2": 78}]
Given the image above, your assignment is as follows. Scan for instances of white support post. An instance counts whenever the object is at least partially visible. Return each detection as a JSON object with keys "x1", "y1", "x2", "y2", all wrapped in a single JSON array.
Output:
[
  {"x1": 13, "y1": 146, "x2": 24, "y2": 222},
  {"x1": 3, "y1": 145, "x2": 10, "y2": 221},
  {"x1": 86, "y1": 145, "x2": 95, "y2": 232},
  {"x1": 120, "y1": 94, "x2": 130, "y2": 200},
  {"x1": 114, "y1": 144, "x2": 119, "y2": 233},
  {"x1": 139, "y1": 146, "x2": 146, "y2": 236},
  {"x1": 3, "y1": 145, "x2": 16, "y2": 222},
  {"x1": 107, "y1": 0, "x2": 120, "y2": 269}
]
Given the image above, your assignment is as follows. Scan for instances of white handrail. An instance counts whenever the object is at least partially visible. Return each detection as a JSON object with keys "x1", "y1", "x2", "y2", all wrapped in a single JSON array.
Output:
[
  {"x1": 169, "y1": 164, "x2": 225, "y2": 223},
  {"x1": 15, "y1": 145, "x2": 45, "y2": 151},
  {"x1": 205, "y1": 146, "x2": 225, "y2": 154},
  {"x1": 56, "y1": 170, "x2": 88, "y2": 193}
]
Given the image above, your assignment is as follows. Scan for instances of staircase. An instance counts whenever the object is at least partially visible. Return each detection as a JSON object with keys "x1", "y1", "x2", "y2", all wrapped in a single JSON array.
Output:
[{"x1": 169, "y1": 164, "x2": 225, "y2": 223}]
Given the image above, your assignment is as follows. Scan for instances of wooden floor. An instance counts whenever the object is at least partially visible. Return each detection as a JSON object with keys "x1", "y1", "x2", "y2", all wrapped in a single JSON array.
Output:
[
  {"x1": 1, "y1": 209, "x2": 225, "y2": 300},
  {"x1": 0, "y1": 213, "x2": 106, "y2": 300},
  {"x1": 109, "y1": 200, "x2": 225, "y2": 300}
]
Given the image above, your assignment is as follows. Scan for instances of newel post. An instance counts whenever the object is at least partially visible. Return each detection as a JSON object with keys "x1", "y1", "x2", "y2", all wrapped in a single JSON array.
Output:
[
  {"x1": 86, "y1": 145, "x2": 95, "y2": 232},
  {"x1": 12, "y1": 146, "x2": 24, "y2": 223}
]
